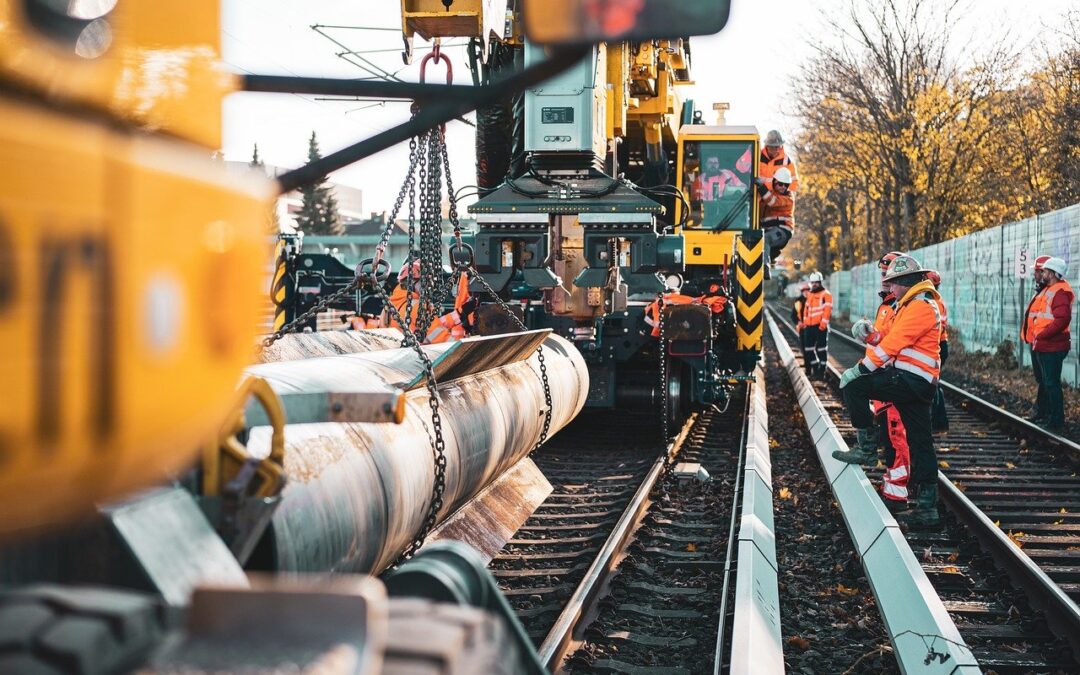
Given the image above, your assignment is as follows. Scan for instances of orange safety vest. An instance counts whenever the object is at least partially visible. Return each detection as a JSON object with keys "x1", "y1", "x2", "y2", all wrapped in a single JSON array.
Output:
[
  {"x1": 758, "y1": 147, "x2": 799, "y2": 194},
  {"x1": 860, "y1": 280, "x2": 943, "y2": 384},
  {"x1": 384, "y1": 286, "x2": 466, "y2": 344},
  {"x1": 1021, "y1": 279, "x2": 1073, "y2": 344},
  {"x1": 644, "y1": 293, "x2": 696, "y2": 337},
  {"x1": 759, "y1": 187, "x2": 794, "y2": 231},
  {"x1": 801, "y1": 288, "x2": 832, "y2": 328}
]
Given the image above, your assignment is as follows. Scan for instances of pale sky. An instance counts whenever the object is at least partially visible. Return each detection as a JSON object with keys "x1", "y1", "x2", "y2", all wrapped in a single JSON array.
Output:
[{"x1": 221, "y1": 0, "x2": 1076, "y2": 215}]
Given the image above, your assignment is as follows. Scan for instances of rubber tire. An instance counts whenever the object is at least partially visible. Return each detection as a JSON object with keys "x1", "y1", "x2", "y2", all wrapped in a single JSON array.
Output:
[
  {"x1": 382, "y1": 598, "x2": 521, "y2": 675},
  {"x1": 0, "y1": 585, "x2": 167, "y2": 675}
]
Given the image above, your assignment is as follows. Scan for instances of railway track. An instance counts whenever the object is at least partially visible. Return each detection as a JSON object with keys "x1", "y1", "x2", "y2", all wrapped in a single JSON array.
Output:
[
  {"x1": 489, "y1": 382, "x2": 765, "y2": 673},
  {"x1": 767, "y1": 303, "x2": 1080, "y2": 672}
]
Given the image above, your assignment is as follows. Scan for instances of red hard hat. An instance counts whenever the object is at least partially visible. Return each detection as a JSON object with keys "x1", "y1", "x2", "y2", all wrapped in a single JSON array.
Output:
[
  {"x1": 1034, "y1": 255, "x2": 1053, "y2": 271},
  {"x1": 878, "y1": 251, "x2": 903, "y2": 271},
  {"x1": 926, "y1": 270, "x2": 941, "y2": 287}
]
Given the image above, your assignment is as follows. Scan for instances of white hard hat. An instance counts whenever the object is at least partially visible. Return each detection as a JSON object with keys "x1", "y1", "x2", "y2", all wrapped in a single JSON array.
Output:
[
  {"x1": 882, "y1": 254, "x2": 927, "y2": 282},
  {"x1": 773, "y1": 167, "x2": 793, "y2": 184},
  {"x1": 765, "y1": 130, "x2": 784, "y2": 147},
  {"x1": 1044, "y1": 256, "x2": 1068, "y2": 277},
  {"x1": 808, "y1": 271, "x2": 824, "y2": 283}
]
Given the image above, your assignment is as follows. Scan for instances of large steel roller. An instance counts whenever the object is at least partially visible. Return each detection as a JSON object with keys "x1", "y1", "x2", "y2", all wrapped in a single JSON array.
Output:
[{"x1": 244, "y1": 330, "x2": 587, "y2": 574}]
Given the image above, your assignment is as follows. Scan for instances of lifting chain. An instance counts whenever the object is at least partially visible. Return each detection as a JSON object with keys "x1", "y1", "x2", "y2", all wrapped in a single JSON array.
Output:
[
  {"x1": 437, "y1": 130, "x2": 553, "y2": 450},
  {"x1": 658, "y1": 291, "x2": 673, "y2": 473}
]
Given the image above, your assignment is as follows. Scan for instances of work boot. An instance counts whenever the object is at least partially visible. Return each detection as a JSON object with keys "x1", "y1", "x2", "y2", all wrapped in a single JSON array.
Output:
[
  {"x1": 832, "y1": 427, "x2": 879, "y2": 465},
  {"x1": 1040, "y1": 421, "x2": 1066, "y2": 435},
  {"x1": 902, "y1": 483, "x2": 941, "y2": 528}
]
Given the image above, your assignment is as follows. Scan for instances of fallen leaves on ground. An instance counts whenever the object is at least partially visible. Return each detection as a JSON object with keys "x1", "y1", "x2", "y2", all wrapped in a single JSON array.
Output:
[{"x1": 786, "y1": 636, "x2": 811, "y2": 651}]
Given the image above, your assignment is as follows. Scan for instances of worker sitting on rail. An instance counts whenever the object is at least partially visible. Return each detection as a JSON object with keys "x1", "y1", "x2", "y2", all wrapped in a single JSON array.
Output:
[
  {"x1": 927, "y1": 270, "x2": 950, "y2": 434},
  {"x1": 383, "y1": 259, "x2": 476, "y2": 344},
  {"x1": 834, "y1": 254, "x2": 944, "y2": 528},
  {"x1": 799, "y1": 272, "x2": 831, "y2": 380},
  {"x1": 757, "y1": 166, "x2": 795, "y2": 266},
  {"x1": 851, "y1": 251, "x2": 909, "y2": 510}
]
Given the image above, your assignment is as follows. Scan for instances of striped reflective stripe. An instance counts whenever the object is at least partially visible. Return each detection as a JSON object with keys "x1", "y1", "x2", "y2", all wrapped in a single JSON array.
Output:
[
  {"x1": 898, "y1": 347, "x2": 939, "y2": 368},
  {"x1": 895, "y1": 360, "x2": 937, "y2": 383},
  {"x1": 882, "y1": 482, "x2": 908, "y2": 499}
]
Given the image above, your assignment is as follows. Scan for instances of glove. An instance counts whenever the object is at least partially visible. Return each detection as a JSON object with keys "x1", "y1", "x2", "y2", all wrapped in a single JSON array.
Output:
[
  {"x1": 839, "y1": 366, "x2": 862, "y2": 389},
  {"x1": 851, "y1": 318, "x2": 874, "y2": 342}
]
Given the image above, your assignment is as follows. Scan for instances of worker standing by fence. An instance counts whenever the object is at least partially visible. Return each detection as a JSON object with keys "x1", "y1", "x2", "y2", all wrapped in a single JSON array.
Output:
[{"x1": 1022, "y1": 255, "x2": 1073, "y2": 434}]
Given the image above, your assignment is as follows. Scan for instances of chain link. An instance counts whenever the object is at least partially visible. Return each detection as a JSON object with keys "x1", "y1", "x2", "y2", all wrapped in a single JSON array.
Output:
[
  {"x1": 658, "y1": 291, "x2": 673, "y2": 473},
  {"x1": 375, "y1": 280, "x2": 447, "y2": 566}
]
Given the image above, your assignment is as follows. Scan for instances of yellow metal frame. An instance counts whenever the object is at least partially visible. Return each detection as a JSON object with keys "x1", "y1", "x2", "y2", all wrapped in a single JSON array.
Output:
[
  {"x1": 203, "y1": 377, "x2": 286, "y2": 499},
  {"x1": 674, "y1": 128, "x2": 761, "y2": 267},
  {"x1": 0, "y1": 1, "x2": 235, "y2": 149},
  {"x1": 0, "y1": 94, "x2": 273, "y2": 536}
]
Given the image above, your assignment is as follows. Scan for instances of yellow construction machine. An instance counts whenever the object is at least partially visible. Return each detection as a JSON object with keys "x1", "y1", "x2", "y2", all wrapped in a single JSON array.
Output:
[{"x1": 0, "y1": 1, "x2": 731, "y2": 672}]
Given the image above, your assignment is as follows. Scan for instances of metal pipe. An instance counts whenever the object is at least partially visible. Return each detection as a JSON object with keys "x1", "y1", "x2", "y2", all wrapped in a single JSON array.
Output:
[{"x1": 243, "y1": 333, "x2": 588, "y2": 574}]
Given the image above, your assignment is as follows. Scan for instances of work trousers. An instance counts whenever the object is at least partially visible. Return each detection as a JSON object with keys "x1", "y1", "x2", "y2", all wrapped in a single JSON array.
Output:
[
  {"x1": 763, "y1": 223, "x2": 792, "y2": 263},
  {"x1": 844, "y1": 368, "x2": 937, "y2": 486},
  {"x1": 1033, "y1": 348, "x2": 1067, "y2": 428},
  {"x1": 802, "y1": 325, "x2": 828, "y2": 369}
]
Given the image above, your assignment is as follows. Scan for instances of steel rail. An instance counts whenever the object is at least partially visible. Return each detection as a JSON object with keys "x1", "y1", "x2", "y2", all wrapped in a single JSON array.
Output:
[
  {"x1": 771, "y1": 304, "x2": 1080, "y2": 665},
  {"x1": 712, "y1": 385, "x2": 752, "y2": 674},
  {"x1": 535, "y1": 412, "x2": 700, "y2": 671}
]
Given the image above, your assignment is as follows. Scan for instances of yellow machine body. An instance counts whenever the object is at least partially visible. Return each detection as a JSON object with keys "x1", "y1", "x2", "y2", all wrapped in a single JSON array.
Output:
[
  {"x1": 674, "y1": 125, "x2": 764, "y2": 355},
  {"x1": 0, "y1": 0, "x2": 234, "y2": 150},
  {"x1": 0, "y1": 1, "x2": 273, "y2": 535}
]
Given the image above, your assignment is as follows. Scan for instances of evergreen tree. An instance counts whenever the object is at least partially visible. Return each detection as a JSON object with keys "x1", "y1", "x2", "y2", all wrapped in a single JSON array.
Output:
[
  {"x1": 249, "y1": 143, "x2": 264, "y2": 169},
  {"x1": 295, "y1": 132, "x2": 342, "y2": 235}
]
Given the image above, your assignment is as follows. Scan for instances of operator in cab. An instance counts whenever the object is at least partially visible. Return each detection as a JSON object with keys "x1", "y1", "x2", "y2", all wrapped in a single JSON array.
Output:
[{"x1": 384, "y1": 259, "x2": 477, "y2": 344}]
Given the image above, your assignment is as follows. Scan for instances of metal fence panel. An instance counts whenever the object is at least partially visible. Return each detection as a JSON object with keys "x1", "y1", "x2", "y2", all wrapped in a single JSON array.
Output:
[{"x1": 829, "y1": 202, "x2": 1080, "y2": 386}]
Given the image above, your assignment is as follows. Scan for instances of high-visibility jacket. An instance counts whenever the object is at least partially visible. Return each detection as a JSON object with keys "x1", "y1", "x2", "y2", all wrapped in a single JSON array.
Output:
[
  {"x1": 384, "y1": 286, "x2": 466, "y2": 344},
  {"x1": 1022, "y1": 279, "x2": 1073, "y2": 352},
  {"x1": 860, "y1": 280, "x2": 943, "y2": 384},
  {"x1": 349, "y1": 315, "x2": 383, "y2": 330},
  {"x1": 643, "y1": 292, "x2": 728, "y2": 338},
  {"x1": 693, "y1": 170, "x2": 747, "y2": 201},
  {"x1": 758, "y1": 147, "x2": 799, "y2": 194},
  {"x1": 801, "y1": 288, "x2": 832, "y2": 329},
  {"x1": 759, "y1": 186, "x2": 794, "y2": 231},
  {"x1": 644, "y1": 293, "x2": 694, "y2": 337}
]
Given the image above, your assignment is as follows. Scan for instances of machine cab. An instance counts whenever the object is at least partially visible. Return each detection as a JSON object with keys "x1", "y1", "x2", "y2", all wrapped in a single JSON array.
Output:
[{"x1": 674, "y1": 126, "x2": 760, "y2": 266}]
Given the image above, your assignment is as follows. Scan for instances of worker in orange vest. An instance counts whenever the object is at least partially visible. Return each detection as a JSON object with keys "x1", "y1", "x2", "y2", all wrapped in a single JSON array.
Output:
[
  {"x1": 799, "y1": 272, "x2": 831, "y2": 380},
  {"x1": 926, "y1": 270, "x2": 950, "y2": 433},
  {"x1": 1021, "y1": 255, "x2": 1072, "y2": 433},
  {"x1": 851, "y1": 251, "x2": 910, "y2": 509},
  {"x1": 758, "y1": 167, "x2": 794, "y2": 267},
  {"x1": 835, "y1": 254, "x2": 944, "y2": 527},
  {"x1": 383, "y1": 259, "x2": 476, "y2": 344},
  {"x1": 758, "y1": 130, "x2": 799, "y2": 193}
]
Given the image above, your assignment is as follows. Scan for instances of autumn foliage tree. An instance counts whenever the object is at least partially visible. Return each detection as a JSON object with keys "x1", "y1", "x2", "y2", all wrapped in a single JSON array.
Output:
[{"x1": 789, "y1": 1, "x2": 1080, "y2": 271}]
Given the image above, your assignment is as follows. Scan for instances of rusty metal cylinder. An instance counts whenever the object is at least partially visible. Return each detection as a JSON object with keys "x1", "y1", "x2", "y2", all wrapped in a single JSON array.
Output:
[{"x1": 244, "y1": 333, "x2": 587, "y2": 574}]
